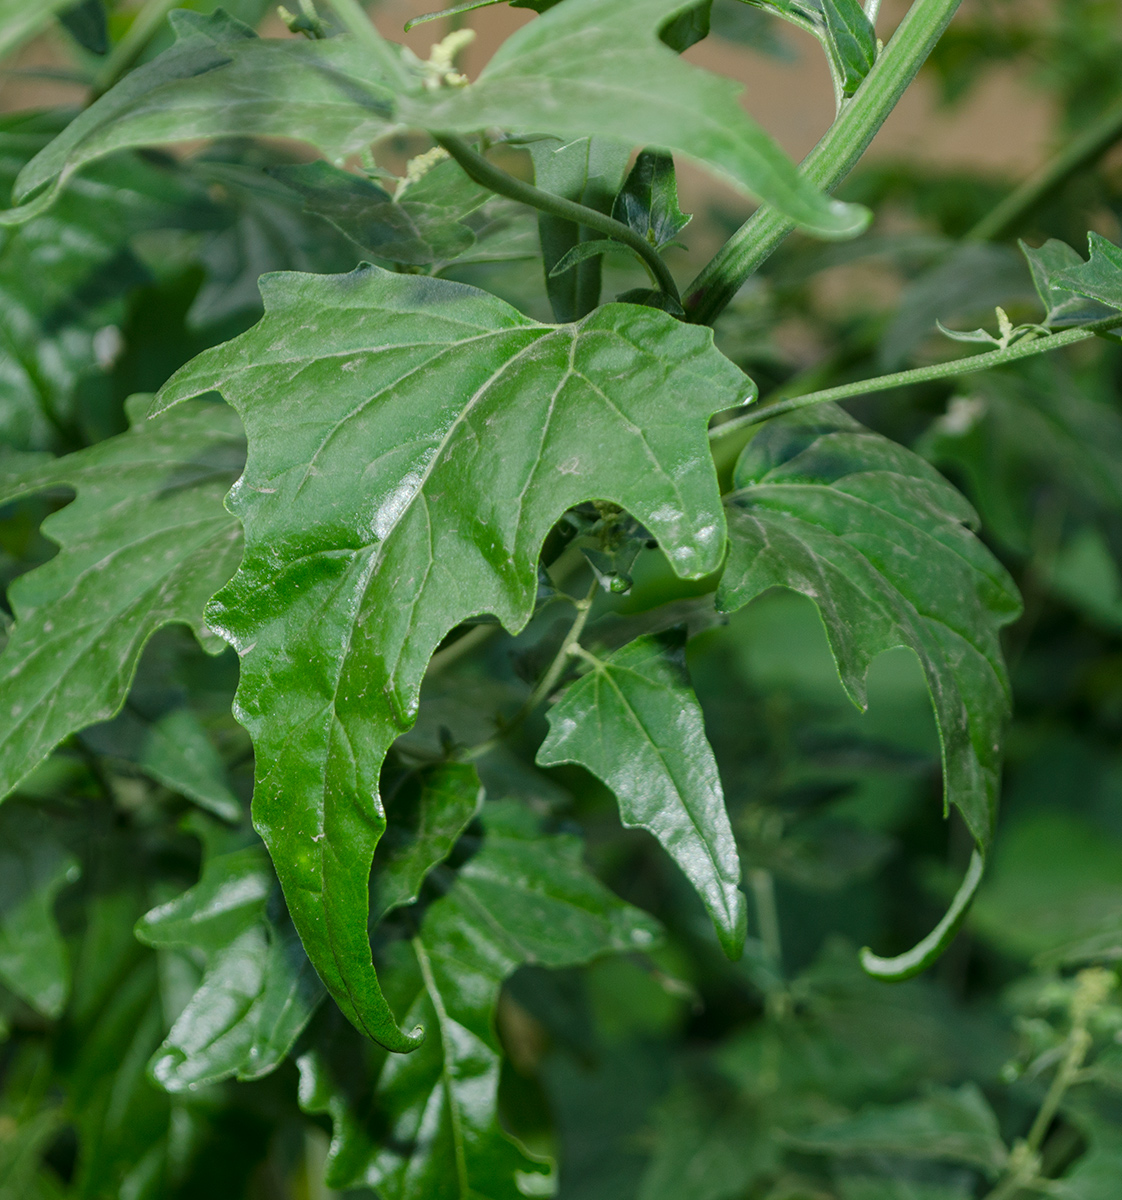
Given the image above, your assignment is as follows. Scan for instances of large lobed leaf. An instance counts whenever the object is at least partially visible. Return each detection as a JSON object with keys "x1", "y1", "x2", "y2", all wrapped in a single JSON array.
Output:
[
  {"x1": 410, "y1": 0, "x2": 866, "y2": 238},
  {"x1": 0, "y1": 396, "x2": 244, "y2": 804},
  {"x1": 10, "y1": 3, "x2": 864, "y2": 241},
  {"x1": 538, "y1": 630, "x2": 746, "y2": 958},
  {"x1": 299, "y1": 802, "x2": 661, "y2": 1197},
  {"x1": 717, "y1": 407, "x2": 1021, "y2": 849},
  {"x1": 152, "y1": 263, "x2": 749, "y2": 1049}
]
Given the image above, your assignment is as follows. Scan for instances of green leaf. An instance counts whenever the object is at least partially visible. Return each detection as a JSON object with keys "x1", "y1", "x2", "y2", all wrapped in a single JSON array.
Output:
[
  {"x1": 612, "y1": 148, "x2": 692, "y2": 251},
  {"x1": 0, "y1": 396, "x2": 244, "y2": 803},
  {"x1": 299, "y1": 802, "x2": 661, "y2": 1196},
  {"x1": 548, "y1": 237, "x2": 635, "y2": 278},
  {"x1": 409, "y1": 0, "x2": 868, "y2": 239},
  {"x1": 153, "y1": 263, "x2": 748, "y2": 1048},
  {"x1": 639, "y1": 1078, "x2": 778, "y2": 1200},
  {"x1": 1021, "y1": 238, "x2": 1118, "y2": 327},
  {"x1": 9, "y1": 9, "x2": 398, "y2": 220},
  {"x1": 59, "y1": 0, "x2": 108, "y2": 56},
  {"x1": 1051, "y1": 233, "x2": 1122, "y2": 312},
  {"x1": 717, "y1": 407, "x2": 1021, "y2": 850},
  {"x1": 271, "y1": 154, "x2": 490, "y2": 267},
  {"x1": 370, "y1": 762, "x2": 483, "y2": 924},
  {"x1": 0, "y1": 114, "x2": 211, "y2": 450},
  {"x1": 139, "y1": 707, "x2": 242, "y2": 823},
  {"x1": 136, "y1": 837, "x2": 325, "y2": 1092},
  {"x1": 538, "y1": 630, "x2": 746, "y2": 958},
  {"x1": 0, "y1": 804, "x2": 79, "y2": 1018},
  {"x1": 528, "y1": 135, "x2": 632, "y2": 323},
  {"x1": 737, "y1": 0, "x2": 877, "y2": 100},
  {"x1": 789, "y1": 1084, "x2": 1009, "y2": 1176}
]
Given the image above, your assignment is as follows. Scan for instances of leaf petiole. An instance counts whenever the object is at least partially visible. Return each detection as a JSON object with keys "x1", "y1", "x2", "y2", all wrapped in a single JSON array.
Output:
[{"x1": 435, "y1": 134, "x2": 683, "y2": 307}]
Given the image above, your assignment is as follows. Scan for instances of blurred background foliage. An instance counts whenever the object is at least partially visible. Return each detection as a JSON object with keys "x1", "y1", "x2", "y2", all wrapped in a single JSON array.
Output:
[{"x1": 2, "y1": 0, "x2": 1122, "y2": 1197}]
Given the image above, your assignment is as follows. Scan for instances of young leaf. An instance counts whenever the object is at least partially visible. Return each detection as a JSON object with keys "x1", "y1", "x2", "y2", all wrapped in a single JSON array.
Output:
[
  {"x1": 738, "y1": 0, "x2": 877, "y2": 100},
  {"x1": 408, "y1": 0, "x2": 868, "y2": 239},
  {"x1": 529, "y1": 135, "x2": 632, "y2": 323},
  {"x1": 538, "y1": 630, "x2": 746, "y2": 958},
  {"x1": 298, "y1": 802, "x2": 661, "y2": 1196},
  {"x1": 717, "y1": 407, "x2": 1021, "y2": 851},
  {"x1": 612, "y1": 149, "x2": 692, "y2": 251},
  {"x1": 1021, "y1": 238, "x2": 1117, "y2": 327},
  {"x1": 1050, "y1": 232, "x2": 1122, "y2": 312},
  {"x1": 271, "y1": 155, "x2": 490, "y2": 267},
  {"x1": 136, "y1": 839, "x2": 325, "y2": 1091},
  {"x1": 789, "y1": 1084, "x2": 1008, "y2": 1176},
  {"x1": 370, "y1": 762, "x2": 483, "y2": 923},
  {"x1": 9, "y1": 10, "x2": 399, "y2": 220},
  {"x1": 153, "y1": 264, "x2": 749, "y2": 1049},
  {"x1": 0, "y1": 396, "x2": 244, "y2": 802},
  {"x1": 0, "y1": 804, "x2": 79, "y2": 1018}
]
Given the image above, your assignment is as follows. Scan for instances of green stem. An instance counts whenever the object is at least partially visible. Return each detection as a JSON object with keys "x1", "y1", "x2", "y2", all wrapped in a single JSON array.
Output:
[
  {"x1": 91, "y1": 0, "x2": 178, "y2": 96},
  {"x1": 684, "y1": 0, "x2": 963, "y2": 325},
  {"x1": 462, "y1": 580, "x2": 598, "y2": 761},
  {"x1": 749, "y1": 868, "x2": 782, "y2": 972},
  {"x1": 709, "y1": 314, "x2": 1122, "y2": 439},
  {"x1": 435, "y1": 134, "x2": 682, "y2": 307},
  {"x1": 967, "y1": 92, "x2": 1122, "y2": 243}
]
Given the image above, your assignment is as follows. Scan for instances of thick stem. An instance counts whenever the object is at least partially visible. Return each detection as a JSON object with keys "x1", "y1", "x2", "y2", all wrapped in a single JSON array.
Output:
[
  {"x1": 462, "y1": 580, "x2": 598, "y2": 761},
  {"x1": 685, "y1": 0, "x2": 963, "y2": 325},
  {"x1": 709, "y1": 314, "x2": 1122, "y2": 439},
  {"x1": 967, "y1": 92, "x2": 1122, "y2": 243},
  {"x1": 749, "y1": 868, "x2": 783, "y2": 972},
  {"x1": 435, "y1": 134, "x2": 682, "y2": 307}
]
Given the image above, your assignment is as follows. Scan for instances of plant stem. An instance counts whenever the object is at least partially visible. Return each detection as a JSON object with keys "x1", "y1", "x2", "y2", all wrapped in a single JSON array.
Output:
[
  {"x1": 462, "y1": 580, "x2": 598, "y2": 761},
  {"x1": 968, "y1": 92, "x2": 1122, "y2": 243},
  {"x1": 749, "y1": 868, "x2": 783, "y2": 972},
  {"x1": 709, "y1": 314, "x2": 1122, "y2": 439},
  {"x1": 684, "y1": 0, "x2": 963, "y2": 326},
  {"x1": 91, "y1": 0, "x2": 178, "y2": 96},
  {"x1": 435, "y1": 134, "x2": 682, "y2": 307}
]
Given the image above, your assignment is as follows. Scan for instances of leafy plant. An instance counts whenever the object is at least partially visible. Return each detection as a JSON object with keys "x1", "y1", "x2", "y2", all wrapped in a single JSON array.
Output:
[{"x1": 2, "y1": 0, "x2": 1122, "y2": 1196}]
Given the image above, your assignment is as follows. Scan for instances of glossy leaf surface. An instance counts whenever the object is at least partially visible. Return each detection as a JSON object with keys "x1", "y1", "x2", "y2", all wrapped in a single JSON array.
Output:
[
  {"x1": 538, "y1": 631, "x2": 746, "y2": 957},
  {"x1": 0, "y1": 396, "x2": 244, "y2": 803},
  {"x1": 0, "y1": 804, "x2": 79, "y2": 1017},
  {"x1": 717, "y1": 408, "x2": 1021, "y2": 848},
  {"x1": 136, "y1": 837, "x2": 324, "y2": 1092},
  {"x1": 409, "y1": 0, "x2": 868, "y2": 238},
  {"x1": 153, "y1": 263, "x2": 747, "y2": 1048},
  {"x1": 299, "y1": 803, "x2": 661, "y2": 1196}
]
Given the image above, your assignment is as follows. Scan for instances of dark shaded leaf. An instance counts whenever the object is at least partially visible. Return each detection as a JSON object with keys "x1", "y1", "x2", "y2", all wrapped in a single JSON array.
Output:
[
  {"x1": 0, "y1": 804, "x2": 79, "y2": 1018},
  {"x1": 0, "y1": 396, "x2": 244, "y2": 802},
  {"x1": 717, "y1": 407, "x2": 1021, "y2": 849},
  {"x1": 612, "y1": 149, "x2": 692, "y2": 250}
]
